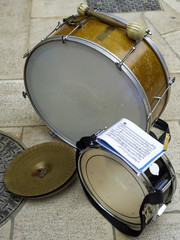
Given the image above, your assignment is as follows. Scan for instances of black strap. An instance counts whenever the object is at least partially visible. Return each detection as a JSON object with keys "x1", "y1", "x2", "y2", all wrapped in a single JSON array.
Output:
[
  {"x1": 150, "y1": 118, "x2": 170, "y2": 144},
  {"x1": 76, "y1": 119, "x2": 167, "y2": 236},
  {"x1": 76, "y1": 136, "x2": 164, "y2": 236},
  {"x1": 76, "y1": 135, "x2": 96, "y2": 164}
]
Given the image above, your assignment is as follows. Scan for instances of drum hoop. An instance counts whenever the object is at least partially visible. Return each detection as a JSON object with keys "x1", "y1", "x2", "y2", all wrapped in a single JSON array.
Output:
[
  {"x1": 78, "y1": 147, "x2": 149, "y2": 227},
  {"x1": 100, "y1": 12, "x2": 171, "y2": 118},
  {"x1": 78, "y1": 148, "x2": 176, "y2": 227},
  {"x1": 24, "y1": 35, "x2": 152, "y2": 147}
]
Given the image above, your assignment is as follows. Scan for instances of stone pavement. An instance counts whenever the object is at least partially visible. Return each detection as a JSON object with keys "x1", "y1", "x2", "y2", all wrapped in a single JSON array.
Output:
[{"x1": 0, "y1": 0, "x2": 180, "y2": 239}]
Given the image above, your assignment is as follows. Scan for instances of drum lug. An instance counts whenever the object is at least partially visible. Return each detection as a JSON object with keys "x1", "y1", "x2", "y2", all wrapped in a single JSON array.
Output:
[
  {"x1": 169, "y1": 77, "x2": 176, "y2": 85},
  {"x1": 147, "y1": 112, "x2": 152, "y2": 121},
  {"x1": 49, "y1": 131, "x2": 56, "y2": 138},
  {"x1": 145, "y1": 29, "x2": 152, "y2": 36},
  {"x1": 62, "y1": 35, "x2": 66, "y2": 44},
  {"x1": 116, "y1": 62, "x2": 123, "y2": 70},
  {"x1": 23, "y1": 51, "x2": 30, "y2": 58},
  {"x1": 22, "y1": 91, "x2": 28, "y2": 98},
  {"x1": 61, "y1": 17, "x2": 89, "y2": 43}
]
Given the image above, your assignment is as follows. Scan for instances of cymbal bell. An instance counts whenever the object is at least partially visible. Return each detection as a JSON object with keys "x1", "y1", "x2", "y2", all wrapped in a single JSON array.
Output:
[{"x1": 4, "y1": 142, "x2": 76, "y2": 198}]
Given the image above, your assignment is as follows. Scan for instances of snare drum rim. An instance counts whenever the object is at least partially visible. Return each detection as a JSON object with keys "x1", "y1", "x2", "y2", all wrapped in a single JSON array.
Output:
[
  {"x1": 24, "y1": 36, "x2": 151, "y2": 147},
  {"x1": 78, "y1": 147, "x2": 150, "y2": 228}
]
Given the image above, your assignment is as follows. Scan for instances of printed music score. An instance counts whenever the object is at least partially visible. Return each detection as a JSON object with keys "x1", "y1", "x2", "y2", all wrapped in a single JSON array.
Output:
[{"x1": 96, "y1": 118, "x2": 165, "y2": 174}]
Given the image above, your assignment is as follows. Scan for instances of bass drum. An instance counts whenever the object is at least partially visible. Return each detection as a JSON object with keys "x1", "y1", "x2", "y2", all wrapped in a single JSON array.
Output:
[{"x1": 24, "y1": 14, "x2": 170, "y2": 147}]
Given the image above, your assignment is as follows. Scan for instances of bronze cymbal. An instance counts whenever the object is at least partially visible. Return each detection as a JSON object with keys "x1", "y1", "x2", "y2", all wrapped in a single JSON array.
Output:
[
  {"x1": 27, "y1": 169, "x2": 77, "y2": 199},
  {"x1": 4, "y1": 142, "x2": 76, "y2": 198}
]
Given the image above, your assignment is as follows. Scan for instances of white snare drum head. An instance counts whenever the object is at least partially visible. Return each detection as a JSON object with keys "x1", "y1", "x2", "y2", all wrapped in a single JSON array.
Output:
[
  {"x1": 78, "y1": 148, "x2": 147, "y2": 225},
  {"x1": 25, "y1": 38, "x2": 149, "y2": 147}
]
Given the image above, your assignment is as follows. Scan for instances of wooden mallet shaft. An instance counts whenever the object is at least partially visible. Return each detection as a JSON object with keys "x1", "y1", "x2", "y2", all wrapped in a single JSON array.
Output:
[{"x1": 77, "y1": 3, "x2": 146, "y2": 41}]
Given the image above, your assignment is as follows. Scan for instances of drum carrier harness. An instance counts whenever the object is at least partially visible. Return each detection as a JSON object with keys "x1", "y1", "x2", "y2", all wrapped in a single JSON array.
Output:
[{"x1": 76, "y1": 119, "x2": 172, "y2": 236}]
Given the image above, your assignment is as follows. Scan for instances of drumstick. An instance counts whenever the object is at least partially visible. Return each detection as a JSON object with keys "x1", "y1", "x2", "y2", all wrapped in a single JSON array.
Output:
[{"x1": 77, "y1": 3, "x2": 146, "y2": 41}]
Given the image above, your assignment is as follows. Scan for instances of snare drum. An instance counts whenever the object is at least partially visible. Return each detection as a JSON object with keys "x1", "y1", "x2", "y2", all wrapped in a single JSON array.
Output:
[
  {"x1": 24, "y1": 14, "x2": 171, "y2": 147},
  {"x1": 77, "y1": 145, "x2": 176, "y2": 236}
]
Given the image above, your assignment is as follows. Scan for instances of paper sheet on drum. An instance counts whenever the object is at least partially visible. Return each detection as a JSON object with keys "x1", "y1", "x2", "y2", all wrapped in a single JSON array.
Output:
[{"x1": 96, "y1": 118, "x2": 165, "y2": 174}]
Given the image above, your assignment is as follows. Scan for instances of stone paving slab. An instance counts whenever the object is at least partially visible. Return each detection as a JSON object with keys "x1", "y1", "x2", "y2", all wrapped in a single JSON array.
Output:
[
  {"x1": 145, "y1": 24, "x2": 180, "y2": 73},
  {"x1": 22, "y1": 126, "x2": 59, "y2": 148},
  {"x1": 163, "y1": 0, "x2": 180, "y2": 13},
  {"x1": 12, "y1": 125, "x2": 113, "y2": 240},
  {"x1": 165, "y1": 121, "x2": 180, "y2": 173},
  {"x1": 0, "y1": 80, "x2": 43, "y2": 127},
  {"x1": 161, "y1": 74, "x2": 180, "y2": 120},
  {"x1": 0, "y1": 220, "x2": 11, "y2": 240},
  {"x1": 13, "y1": 179, "x2": 113, "y2": 240},
  {"x1": 144, "y1": 0, "x2": 180, "y2": 35},
  {"x1": 0, "y1": 33, "x2": 28, "y2": 79},
  {"x1": 29, "y1": 18, "x2": 64, "y2": 49},
  {"x1": 31, "y1": 0, "x2": 84, "y2": 18},
  {"x1": 114, "y1": 11, "x2": 147, "y2": 25},
  {"x1": 0, "y1": 127, "x2": 23, "y2": 140},
  {"x1": 0, "y1": 0, "x2": 30, "y2": 33},
  {"x1": 167, "y1": 174, "x2": 180, "y2": 212},
  {"x1": 163, "y1": 30, "x2": 180, "y2": 60},
  {"x1": 115, "y1": 213, "x2": 180, "y2": 239}
]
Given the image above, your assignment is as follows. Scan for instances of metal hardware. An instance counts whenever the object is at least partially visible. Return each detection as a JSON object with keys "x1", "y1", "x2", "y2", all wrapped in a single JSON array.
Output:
[
  {"x1": 116, "y1": 62, "x2": 123, "y2": 70},
  {"x1": 142, "y1": 203, "x2": 154, "y2": 224},
  {"x1": 49, "y1": 131, "x2": 56, "y2": 137},
  {"x1": 40, "y1": 169, "x2": 46, "y2": 178},
  {"x1": 94, "y1": 127, "x2": 108, "y2": 137},
  {"x1": 23, "y1": 51, "x2": 30, "y2": 59},
  {"x1": 62, "y1": 17, "x2": 89, "y2": 43},
  {"x1": 145, "y1": 29, "x2": 152, "y2": 36},
  {"x1": 161, "y1": 177, "x2": 174, "y2": 193},
  {"x1": 41, "y1": 21, "x2": 61, "y2": 42},
  {"x1": 157, "y1": 204, "x2": 167, "y2": 217},
  {"x1": 147, "y1": 77, "x2": 175, "y2": 121},
  {"x1": 63, "y1": 15, "x2": 82, "y2": 27},
  {"x1": 22, "y1": 91, "x2": 28, "y2": 98},
  {"x1": 23, "y1": 21, "x2": 62, "y2": 58},
  {"x1": 162, "y1": 180, "x2": 171, "y2": 193},
  {"x1": 116, "y1": 38, "x2": 144, "y2": 70}
]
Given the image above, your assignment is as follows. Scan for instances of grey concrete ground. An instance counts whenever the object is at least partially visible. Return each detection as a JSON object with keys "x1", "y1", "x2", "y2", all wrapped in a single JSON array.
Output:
[{"x1": 0, "y1": 0, "x2": 180, "y2": 239}]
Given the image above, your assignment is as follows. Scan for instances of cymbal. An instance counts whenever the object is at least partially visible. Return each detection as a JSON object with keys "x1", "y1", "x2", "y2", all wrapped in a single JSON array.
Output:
[{"x1": 4, "y1": 142, "x2": 76, "y2": 198}]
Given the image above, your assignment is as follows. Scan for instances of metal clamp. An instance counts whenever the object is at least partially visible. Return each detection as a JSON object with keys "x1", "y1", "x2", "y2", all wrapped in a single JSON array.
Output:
[
  {"x1": 61, "y1": 17, "x2": 89, "y2": 43},
  {"x1": 22, "y1": 91, "x2": 28, "y2": 98}
]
